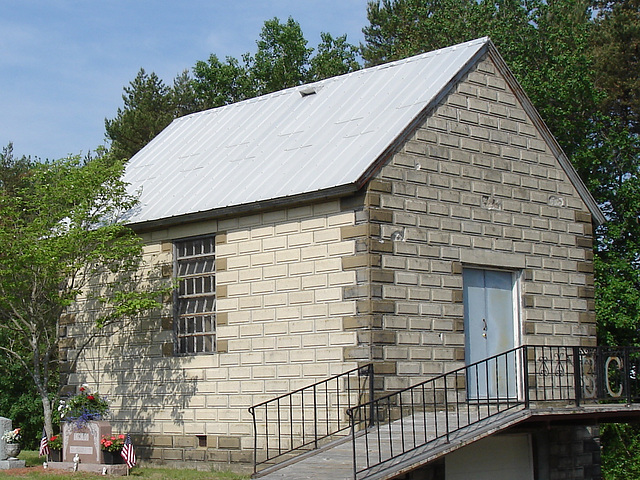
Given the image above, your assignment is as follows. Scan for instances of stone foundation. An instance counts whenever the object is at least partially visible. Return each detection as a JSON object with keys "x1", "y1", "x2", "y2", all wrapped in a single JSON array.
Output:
[{"x1": 546, "y1": 425, "x2": 601, "y2": 480}]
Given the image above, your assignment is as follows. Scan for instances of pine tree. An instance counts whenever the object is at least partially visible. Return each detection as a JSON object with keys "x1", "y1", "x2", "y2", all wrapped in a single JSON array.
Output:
[{"x1": 104, "y1": 69, "x2": 173, "y2": 160}]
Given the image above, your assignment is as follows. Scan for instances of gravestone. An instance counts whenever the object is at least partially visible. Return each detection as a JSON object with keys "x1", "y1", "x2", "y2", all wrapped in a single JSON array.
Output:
[
  {"x1": 0, "y1": 417, "x2": 10, "y2": 461},
  {"x1": 50, "y1": 421, "x2": 127, "y2": 475},
  {"x1": 0, "y1": 417, "x2": 26, "y2": 469},
  {"x1": 62, "y1": 421, "x2": 112, "y2": 464}
]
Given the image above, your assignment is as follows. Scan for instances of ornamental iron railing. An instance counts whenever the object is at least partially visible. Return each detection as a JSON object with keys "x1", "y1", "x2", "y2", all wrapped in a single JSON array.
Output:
[
  {"x1": 248, "y1": 363, "x2": 374, "y2": 473},
  {"x1": 249, "y1": 346, "x2": 640, "y2": 478},
  {"x1": 346, "y1": 345, "x2": 640, "y2": 479}
]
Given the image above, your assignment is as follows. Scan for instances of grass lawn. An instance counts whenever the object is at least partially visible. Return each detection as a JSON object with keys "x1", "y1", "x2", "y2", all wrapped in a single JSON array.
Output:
[{"x1": 3, "y1": 451, "x2": 251, "y2": 479}]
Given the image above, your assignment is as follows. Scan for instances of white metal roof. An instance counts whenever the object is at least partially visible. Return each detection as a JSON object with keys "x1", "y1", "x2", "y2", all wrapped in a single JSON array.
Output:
[
  {"x1": 123, "y1": 38, "x2": 490, "y2": 227},
  {"x1": 123, "y1": 36, "x2": 605, "y2": 228}
]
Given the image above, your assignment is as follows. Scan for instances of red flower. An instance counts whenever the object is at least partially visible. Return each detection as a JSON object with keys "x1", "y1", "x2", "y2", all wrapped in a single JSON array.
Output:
[
  {"x1": 101, "y1": 434, "x2": 125, "y2": 452},
  {"x1": 87, "y1": 395, "x2": 95, "y2": 401},
  {"x1": 79, "y1": 387, "x2": 85, "y2": 392},
  {"x1": 51, "y1": 435, "x2": 58, "y2": 442}
]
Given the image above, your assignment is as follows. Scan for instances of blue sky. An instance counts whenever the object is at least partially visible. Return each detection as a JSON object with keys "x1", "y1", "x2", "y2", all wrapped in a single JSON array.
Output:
[{"x1": 0, "y1": 1, "x2": 369, "y2": 160}]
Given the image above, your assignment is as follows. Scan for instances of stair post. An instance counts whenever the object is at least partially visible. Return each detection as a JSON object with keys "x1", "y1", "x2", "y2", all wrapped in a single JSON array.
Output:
[
  {"x1": 573, "y1": 346, "x2": 582, "y2": 407},
  {"x1": 313, "y1": 384, "x2": 318, "y2": 449},
  {"x1": 368, "y1": 364, "x2": 375, "y2": 427},
  {"x1": 444, "y1": 378, "x2": 450, "y2": 443},
  {"x1": 523, "y1": 346, "x2": 530, "y2": 409}
]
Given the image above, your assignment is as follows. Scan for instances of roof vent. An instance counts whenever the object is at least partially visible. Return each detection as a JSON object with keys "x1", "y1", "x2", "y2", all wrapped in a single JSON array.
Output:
[{"x1": 299, "y1": 86, "x2": 317, "y2": 97}]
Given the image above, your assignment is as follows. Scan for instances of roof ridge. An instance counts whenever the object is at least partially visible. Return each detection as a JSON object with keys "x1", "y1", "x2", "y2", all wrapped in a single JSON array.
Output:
[
  {"x1": 124, "y1": 37, "x2": 501, "y2": 227},
  {"x1": 173, "y1": 37, "x2": 492, "y2": 124}
]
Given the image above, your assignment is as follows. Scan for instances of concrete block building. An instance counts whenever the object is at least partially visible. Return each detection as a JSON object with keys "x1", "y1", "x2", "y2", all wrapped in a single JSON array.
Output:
[{"x1": 62, "y1": 38, "x2": 639, "y2": 479}]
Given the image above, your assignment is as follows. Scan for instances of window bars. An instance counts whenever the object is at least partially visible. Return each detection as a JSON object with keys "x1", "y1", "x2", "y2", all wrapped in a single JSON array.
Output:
[{"x1": 175, "y1": 236, "x2": 216, "y2": 354}]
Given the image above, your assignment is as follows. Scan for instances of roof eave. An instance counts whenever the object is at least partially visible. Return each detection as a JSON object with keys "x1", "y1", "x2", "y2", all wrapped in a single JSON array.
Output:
[
  {"x1": 486, "y1": 42, "x2": 606, "y2": 226},
  {"x1": 128, "y1": 183, "x2": 360, "y2": 234}
]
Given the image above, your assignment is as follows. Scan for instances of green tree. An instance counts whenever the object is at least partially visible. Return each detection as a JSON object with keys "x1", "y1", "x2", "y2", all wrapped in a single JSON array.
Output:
[
  {"x1": 521, "y1": 0, "x2": 599, "y2": 160},
  {"x1": 602, "y1": 423, "x2": 640, "y2": 479},
  {"x1": 105, "y1": 69, "x2": 203, "y2": 160},
  {"x1": 361, "y1": 0, "x2": 601, "y2": 156},
  {"x1": 171, "y1": 70, "x2": 203, "y2": 118},
  {"x1": 109, "y1": 17, "x2": 361, "y2": 154},
  {"x1": 589, "y1": 0, "x2": 640, "y2": 348},
  {"x1": 0, "y1": 356, "x2": 42, "y2": 449},
  {"x1": 0, "y1": 147, "x2": 165, "y2": 437},
  {"x1": 362, "y1": 0, "x2": 489, "y2": 65},
  {"x1": 192, "y1": 20, "x2": 361, "y2": 109},
  {"x1": 362, "y1": 0, "x2": 599, "y2": 147},
  {"x1": 0, "y1": 143, "x2": 32, "y2": 194},
  {"x1": 592, "y1": 0, "x2": 640, "y2": 135},
  {"x1": 309, "y1": 33, "x2": 361, "y2": 80},
  {"x1": 248, "y1": 17, "x2": 314, "y2": 93},
  {"x1": 0, "y1": 144, "x2": 42, "y2": 448},
  {"x1": 584, "y1": 118, "x2": 640, "y2": 347},
  {"x1": 105, "y1": 69, "x2": 174, "y2": 161},
  {"x1": 192, "y1": 54, "x2": 255, "y2": 109}
]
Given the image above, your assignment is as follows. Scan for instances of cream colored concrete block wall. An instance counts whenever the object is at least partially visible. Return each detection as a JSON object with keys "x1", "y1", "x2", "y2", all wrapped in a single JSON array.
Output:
[
  {"x1": 370, "y1": 54, "x2": 595, "y2": 384},
  {"x1": 65, "y1": 200, "x2": 359, "y2": 464},
  {"x1": 63, "y1": 54, "x2": 597, "y2": 466}
]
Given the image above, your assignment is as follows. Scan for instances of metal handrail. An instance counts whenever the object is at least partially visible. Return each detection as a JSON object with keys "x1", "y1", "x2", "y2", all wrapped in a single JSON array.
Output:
[
  {"x1": 346, "y1": 345, "x2": 640, "y2": 479},
  {"x1": 248, "y1": 363, "x2": 374, "y2": 473}
]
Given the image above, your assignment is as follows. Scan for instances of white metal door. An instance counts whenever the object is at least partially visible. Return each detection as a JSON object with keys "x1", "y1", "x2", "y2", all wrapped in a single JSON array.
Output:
[{"x1": 463, "y1": 269, "x2": 517, "y2": 399}]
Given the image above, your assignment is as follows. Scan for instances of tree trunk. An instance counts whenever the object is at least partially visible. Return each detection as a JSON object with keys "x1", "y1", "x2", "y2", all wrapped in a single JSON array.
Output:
[{"x1": 41, "y1": 394, "x2": 54, "y2": 438}]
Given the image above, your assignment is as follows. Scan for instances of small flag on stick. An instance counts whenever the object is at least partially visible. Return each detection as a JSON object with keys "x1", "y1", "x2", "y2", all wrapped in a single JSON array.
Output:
[
  {"x1": 39, "y1": 428, "x2": 50, "y2": 457},
  {"x1": 120, "y1": 433, "x2": 136, "y2": 468}
]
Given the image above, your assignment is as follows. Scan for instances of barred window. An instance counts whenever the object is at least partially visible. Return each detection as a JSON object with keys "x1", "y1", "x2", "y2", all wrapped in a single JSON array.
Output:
[{"x1": 175, "y1": 236, "x2": 216, "y2": 354}]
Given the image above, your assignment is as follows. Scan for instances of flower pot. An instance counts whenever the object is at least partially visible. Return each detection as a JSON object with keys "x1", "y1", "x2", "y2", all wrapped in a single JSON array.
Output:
[
  {"x1": 5, "y1": 443, "x2": 21, "y2": 459},
  {"x1": 49, "y1": 449, "x2": 62, "y2": 462},
  {"x1": 102, "y1": 450, "x2": 123, "y2": 464}
]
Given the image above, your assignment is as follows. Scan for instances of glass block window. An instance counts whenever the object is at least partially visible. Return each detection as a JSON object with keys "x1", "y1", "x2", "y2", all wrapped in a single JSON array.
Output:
[{"x1": 175, "y1": 236, "x2": 216, "y2": 354}]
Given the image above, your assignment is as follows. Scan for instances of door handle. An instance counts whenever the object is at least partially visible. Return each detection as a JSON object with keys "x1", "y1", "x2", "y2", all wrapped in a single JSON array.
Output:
[{"x1": 482, "y1": 318, "x2": 487, "y2": 338}]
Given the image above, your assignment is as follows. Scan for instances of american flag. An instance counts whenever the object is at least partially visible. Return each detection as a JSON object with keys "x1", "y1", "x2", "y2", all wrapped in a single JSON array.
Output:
[
  {"x1": 39, "y1": 428, "x2": 50, "y2": 457},
  {"x1": 120, "y1": 433, "x2": 136, "y2": 468}
]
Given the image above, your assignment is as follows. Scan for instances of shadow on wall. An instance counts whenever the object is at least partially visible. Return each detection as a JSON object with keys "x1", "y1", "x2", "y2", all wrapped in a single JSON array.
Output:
[
  {"x1": 71, "y1": 265, "x2": 199, "y2": 440},
  {"x1": 90, "y1": 334, "x2": 198, "y2": 434}
]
